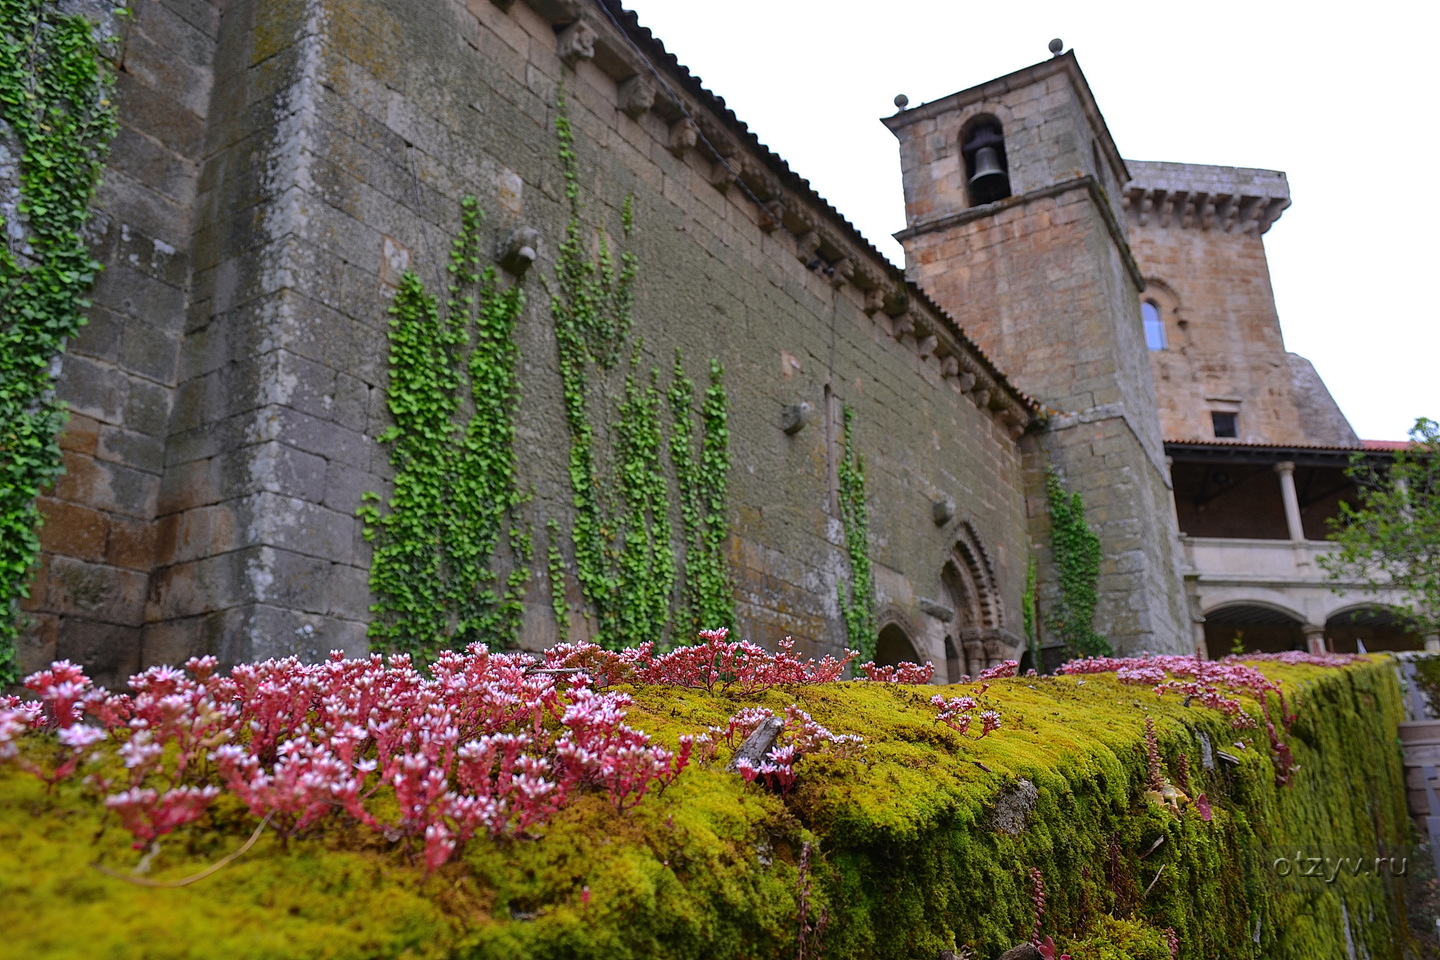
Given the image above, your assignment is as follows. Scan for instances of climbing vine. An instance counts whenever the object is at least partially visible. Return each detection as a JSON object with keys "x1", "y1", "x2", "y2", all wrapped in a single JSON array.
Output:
[
  {"x1": 0, "y1": 3, "x2": 119, "y2": 683},
  {"x1": 836, "y1": 405, "x2": 876, "y2": 660},
  {"x1": 360, "y1": 196, "x2": 529, "y2": 658},
  {"x1": 1044, "y1": 469, "x2": 1111, "y2": 658},
  {"x1": 669, "y1": 353, "x2": 735, "y2": 636},
  {"x1": 611, "y1": 345, "x2": 675, "y2": 647},
  {"x1": 547, "y1": 83, "x2": 733, "y2": 649},
  {"x1": 545, "y1": 517, "x2": 570, "y2": 638},
  {"x1": 1022, "y1": 552, "x2": 1038, "y2": 665}
]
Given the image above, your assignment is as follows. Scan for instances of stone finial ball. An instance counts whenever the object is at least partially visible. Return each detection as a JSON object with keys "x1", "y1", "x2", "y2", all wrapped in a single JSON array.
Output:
[
  {"x1": 893, "y1": 94, "x2": 909, "y2": 110},
  {"x1": 1048, "y1": 38, "x2": 1064, "y2": 55}
]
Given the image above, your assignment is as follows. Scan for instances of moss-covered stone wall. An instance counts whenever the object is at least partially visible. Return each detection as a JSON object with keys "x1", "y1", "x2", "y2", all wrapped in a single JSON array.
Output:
[{"x1": 0, "y1": 657, "x2": 1414, "y2": 958}]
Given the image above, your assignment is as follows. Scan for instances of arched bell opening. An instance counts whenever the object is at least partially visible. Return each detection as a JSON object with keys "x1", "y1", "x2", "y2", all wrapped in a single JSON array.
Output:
[{"x1": 961, "y1": 116, "x2": 1012, "y2": 206}]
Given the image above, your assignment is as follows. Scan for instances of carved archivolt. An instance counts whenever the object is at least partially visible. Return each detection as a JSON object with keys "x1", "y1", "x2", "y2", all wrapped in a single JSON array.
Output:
[{"x1": 941, "y1": 524, "x2": 1018, "y2": 678}]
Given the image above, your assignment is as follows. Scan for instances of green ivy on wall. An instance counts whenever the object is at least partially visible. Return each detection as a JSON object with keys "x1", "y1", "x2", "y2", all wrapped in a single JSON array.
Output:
[
  {"x1": 360, "y1": 196, "x2": 529, "y2": 658},
  {"x1": 547, "y1": 83, "x2": 734, "y2": 649},
  {"x1": 610, "y1": 344, "x2": 676, "y2": 647},
  {"x1": 0, "y1": 2, "x2": 119, "y2": 684},
  {"x1": 836, "y1": 405, "x2": 876, "y2": 661},
  {"x1": 1044, "y1": 469, "x2": 1112, "y2": 658},
  {"x1": 1022, "y1": 552, "x2": 1038, "y2": 664},
  {"x1": 668, "y1": 353, "x2": 735, "y2": 637}
]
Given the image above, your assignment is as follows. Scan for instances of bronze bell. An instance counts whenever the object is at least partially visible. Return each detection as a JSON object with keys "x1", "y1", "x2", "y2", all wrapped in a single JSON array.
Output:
[
  {"x1": 963, "y1": 123, "x2": 1011, "y2": 204},
  {"x1": 969, "y1": 145, "x2": 1008, "y2": 194}
]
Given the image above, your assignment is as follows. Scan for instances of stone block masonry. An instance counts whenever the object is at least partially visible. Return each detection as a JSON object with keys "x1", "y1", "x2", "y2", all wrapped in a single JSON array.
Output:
[{"x1": 25, "y1": 0, "x2": 1038, "y2": 682}]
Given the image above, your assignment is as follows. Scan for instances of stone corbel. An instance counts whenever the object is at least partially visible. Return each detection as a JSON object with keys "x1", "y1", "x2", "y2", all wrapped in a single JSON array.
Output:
[
  {"x1": 667, "y1": 118, "x2": 698, "y2": 157},
  {"x1": 553, "y1": 0, "x2": 585, "y2": 21},
  {"x1": 891, "y1": 312, "x2": 915, "y2": 340},
  {"x1": 758, "y1": 199, "x2": 785, "y2": 233},
  {"x1": 829, "y1": 256, "x2": 854, "y2": 289},
  {"x1": 708, "y1": 157, "x2": 736, "y2": 193},
  {"x1": 919, "y1": 597, "x2": 955, "y2": 621},
  {"x1": 1159, "y1": 194, "x2": 1176, "y2": 228},
  {"x1": 971, "y1": 385, "x2": 992, "y2": 410},
  {"x1": 696, "y1": 116, "x2": 737, "y2": 161},
  {"x1": 1200, "y1": 197, "x2": 1216, "y2": 231},
  {"x1": 863, "y1": 286, "x2": 886, "y2": 315},
  {"x1": 1180, "y1": 195, "x2": 1197, "y2": 230},
  {"x1": 940, "y1": 355, "x2": 959, "y2": 378},
  {"x1": 617, "y1": 75, "x2": 654, "y2": 119},
  {"x1": 916, "y1": 333, "x2": 938, "y2": 359},
  {"x1": 882, "y1": 285, "x2": 909, "y2": 317},
  {"x1": 795, "y1": 230, "x2": 821, "y2": 265},
  {"x1": 1220, "y1": 197, "x2": 1240, "y2": 233},
  {"x1": 498, "y1": 226, "x2": 542, "y2": 275},
  {"x1": 1000, "y1": 407, "x2": 1028, "y2": 439},
  {"x1": 737, "y1": 157, "x2": 779, "y2": 201},
  {"x1": 1137, "y1": 193, "x2": 1153, "y2": 227},
  {"x1": 558, "y1": 21, "x2": 597, "y2": 65}
]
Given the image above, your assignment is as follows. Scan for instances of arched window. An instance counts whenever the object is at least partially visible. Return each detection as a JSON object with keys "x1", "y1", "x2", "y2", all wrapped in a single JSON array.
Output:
[{"x1": 1142, "y1": 299, "x2": 1166, "y2": 351}]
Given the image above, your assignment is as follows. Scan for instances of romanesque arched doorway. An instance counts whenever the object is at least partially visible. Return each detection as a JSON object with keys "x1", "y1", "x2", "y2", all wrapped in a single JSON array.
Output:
[
  {"x1": 875, "y1": 621, "x2": 921, "y2": 667},
  {"x1": 940, "y1": 524, "x2": 1008, "y2": 681}
]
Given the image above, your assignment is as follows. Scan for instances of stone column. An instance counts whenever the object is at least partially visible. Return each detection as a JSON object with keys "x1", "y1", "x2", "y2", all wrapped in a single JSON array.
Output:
[
  {"x1": 1302, "y1": 623, "x2": 1326, "y2": 654},
  {"x1": 1275, "y1": 461, "x2": 1306, "y2": 542}
]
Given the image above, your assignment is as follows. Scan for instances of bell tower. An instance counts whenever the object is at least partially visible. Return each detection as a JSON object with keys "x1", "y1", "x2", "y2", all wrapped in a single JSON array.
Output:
[{"x1": 884, "y1": 48, "x2": 1190, "y2": 655}]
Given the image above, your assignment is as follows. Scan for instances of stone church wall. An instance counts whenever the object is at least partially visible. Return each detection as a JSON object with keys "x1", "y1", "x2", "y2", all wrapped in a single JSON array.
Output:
[{"x1": 24, "y1": 0, "x2": 1034, "y2": 685}]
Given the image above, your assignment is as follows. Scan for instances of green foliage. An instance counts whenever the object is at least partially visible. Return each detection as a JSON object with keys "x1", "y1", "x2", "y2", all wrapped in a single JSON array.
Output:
[
  {"x1": 610, "y1": 345, "x2": 676, "y2": 647},
  {"x1": 836, "y1": 405, "x2": 875, "y2": 660},
  {"x1": 668, "y1": 353, "x2": 735, "y2": 637},
  {"x1": 546, "y1": 517, "x2": 571, "y2": 637},
  {"x1": 1045, "y1": 469, "x2": 1111, "y2": 658},
  {"x1": 1022, "y1": 553, "x2": 1038, "y2": 663},
  {"x1": 0, "y1": 659, "x2": 1413, "y2": 959},
  {"x1": 1321, "y1": 416, "x2": 1440, "y2": 637},
  {"x1": 0, "y1": 2, "x2": 118, "y2": 684},
  {"x1": 547, "y1": 84, "x2": 733, "y2": 648},
  {"x1": 360, "y1": 197, "x2": 529, "y2": 657}
]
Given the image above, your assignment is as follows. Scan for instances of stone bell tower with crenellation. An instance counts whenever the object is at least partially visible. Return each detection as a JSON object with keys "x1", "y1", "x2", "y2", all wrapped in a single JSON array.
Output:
[{"x1": 884, "y1": 46, "x2": 1190, "y2": 655}]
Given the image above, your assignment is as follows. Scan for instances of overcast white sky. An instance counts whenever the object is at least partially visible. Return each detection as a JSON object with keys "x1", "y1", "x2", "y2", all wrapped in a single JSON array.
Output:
[{"x1": 622, "y1": 0, "x2": 1436, "y2": 442}]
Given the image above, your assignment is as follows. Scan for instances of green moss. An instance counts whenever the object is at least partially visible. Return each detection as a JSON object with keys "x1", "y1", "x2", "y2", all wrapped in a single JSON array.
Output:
[{"x1": 0, "y1": 660, "x2": 1415, "y2": 959}]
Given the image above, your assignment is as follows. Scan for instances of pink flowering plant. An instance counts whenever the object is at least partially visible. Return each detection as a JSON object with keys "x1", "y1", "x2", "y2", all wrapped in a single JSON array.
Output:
[
  {"x1": 720, "y1": 704, "x2": 865, "y2": 794},
  {"x1": 0, "y1": 629, "x2": 889, "y2": 870},
  {"x1": 855, "y1": 659, "x2": 935, "y2": 684},
  {"x1": 1058, "y1": 650, "x2": 1367, "y2": 786},
  {"x1": 930, "y1": 661, "x2": 1015, "y2": 740},
  {"x1": 545, "y1": 629, "x2": 856, "y2": 693},
  {"x1": 0, "y1": 648, "x2": 693, "y2": 870}
]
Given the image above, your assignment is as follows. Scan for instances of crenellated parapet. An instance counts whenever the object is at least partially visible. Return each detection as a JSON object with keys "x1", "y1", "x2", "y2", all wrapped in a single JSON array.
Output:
[
  {"x1": 1122, "y1": 160, "x2": 1291, "y2": 234},
  {"x1": 493, "y1": 0, "x2": 1038, "y2": 440}
]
